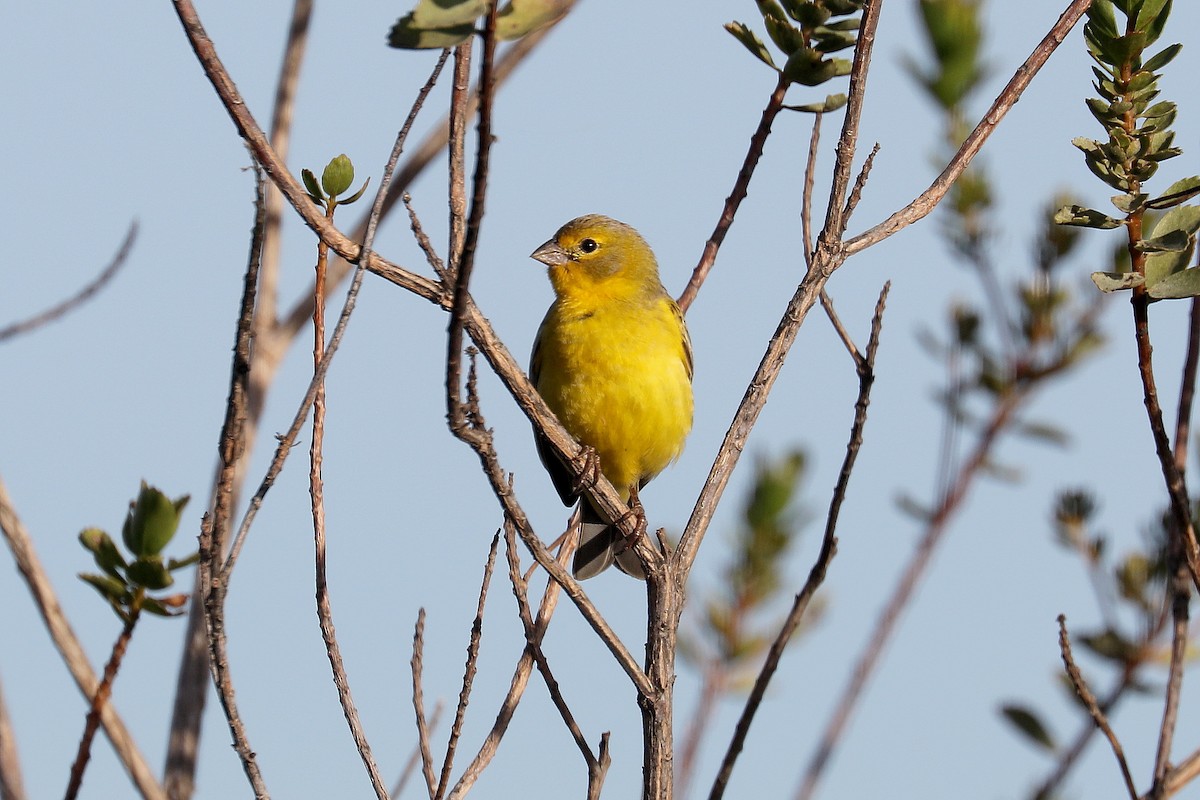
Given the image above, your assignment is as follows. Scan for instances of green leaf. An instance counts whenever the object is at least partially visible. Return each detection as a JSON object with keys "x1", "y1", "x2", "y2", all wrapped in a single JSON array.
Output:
[
  {"x1": 783, "y1": 50, "x2": 851, "y2": 85},
  {"x1": 1138, "y1": 229, "x2": 1191, "y2": 253},
  {"x1": 1014, "y1": 420, "x2": 1069, "y2": 446},
  {"x1": 167, "y1": 551, "x2": 201, "y2": 571},
  {"x1": 1139, "y1": 0, "x2": 1172, "y2": 47},
  {"x1": 127, "y1": 557, "x2": 175, "y2": 591},
  {"x1": 1080, "y1": 629, "x2": 1140, "y2": 663},
  {"x1": 338, "y1": 178, "x2": 372, "y2": 207},
  {"x1": 1054, "y1": 205, "x2": 1123, "y2": 229},
  {"x1": 141, "y1": 595, "x2": 185, "y2": 617},
  {"x1": 823, "y1": 0, "x2": 863, "y2": 15},
  {"x1": 1142, "y1": 42, "x2": 1183, "y2": 72},
  {"x1": 786, "y1": 93, "x2": 848, "y2": 113},
  {"x1": 1001, "y1": 705, "x2": 1057, "y2": 752},
  {"x1": 125, "y1": 484, "x2": 189, "y2": 558},
  {"x1": 1146, "y1": 247, "x2": 1194, "y2": 286},
  {"x1": 388, "y1": 13, "x2": 475, "y2": 48},
  {"x1": 301, "y1": 168, "x2": 323, "y2": 203},
  {"x1": 1111, "y1": 192, "x2": 1147, "y2": 214},
  {"x1": 763, "y1": 14, "x2": 805, "y2": 55},
  {"x1": 411, "y1": 0, "x2": 488, "y2": 27},
  {"x1": 80, "y1": 572, "x2": 130, "y2": 607},
  {"x1": 1085, "y1": 0, "x2": 1118, "y2": 40},
  {"x1": 1147, "y1": 176, "x2": 1200, "y2": 209},
  {"x1": 1116, "y1": 554, "x2": 1152, "y2": 603},
  {"x1": 1148, "y1": 269, "x2": 1200, "y2": 299},
  {"x1": 79, "y1": 528, "x2": 127, "y2": 580},
  {"x1": 1150, "y1": 203, "x2": 1200, "y2": 239},
  {"x1": 725, "y1": 22, "x2": 778, "y2": 69},
  {"x1": 1091, "y1": 271, "x2": 1145, "y2": 292},
  {"x1": 321, "y1": 154, "x2": 355, "y2": 198},
  {"x1": 496, "y1": 0, "x2": 569, "y2": 40}
]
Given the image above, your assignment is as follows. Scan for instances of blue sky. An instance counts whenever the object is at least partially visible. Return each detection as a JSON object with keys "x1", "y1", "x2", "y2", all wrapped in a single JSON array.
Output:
[{"x1": 5, "y1": 1, "x2": 1200, "y2": 798}]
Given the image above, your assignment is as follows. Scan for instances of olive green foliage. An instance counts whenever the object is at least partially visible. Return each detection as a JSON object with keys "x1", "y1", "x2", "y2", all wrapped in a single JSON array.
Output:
[
  {"x1": 725, "y1": 0, "x2": 865, "y2": 110},
  {"x1": 78, "y1": 482, "x2": 196, "y2": 621},
  {"x1": 302, "y1": 154, "x2": 369, "y2": 209},
  {"x1": 1003, "y1": 489, "x2": 1171, "y2": 757},
  {"x1": 1054, "y1": 0, "x2": 1200, "y2": 299},
  {"x1": 684, "y1": 451, "x2": 808, "y2": 678},
  {"x1": 388, "y1": 0, "x2": 570, "y2": 49}
]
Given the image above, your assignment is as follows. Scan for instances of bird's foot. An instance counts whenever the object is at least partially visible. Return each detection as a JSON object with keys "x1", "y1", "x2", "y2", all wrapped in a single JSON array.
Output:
[
  {"x1": 614, "y1": 483, "x2": 648, "y2": 555},
  {"x1": 570, "y1": 445, "x2": 602, "y2": 497}
]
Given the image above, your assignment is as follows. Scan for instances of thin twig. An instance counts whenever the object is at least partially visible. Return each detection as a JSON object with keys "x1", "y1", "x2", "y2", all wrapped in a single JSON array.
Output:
[
  {"x1": 673, "y1": 0, "x2": 885, "y2": 581},
  {"x1": 434, "y1": 534, "x2": 500, "y2": 800},
  {"x1": 0, "y1": 678, "x2": 25, "y2": 800},
  {"x1": 1057, "y1": 615, "x2": 1139, "y2": 800},
  {"x1": 198, "y1": 173, "x2": 271, "y2": 799},
  {"x1": 502, "y1": 522, "x2": 601, "y2": 780},
  {"x1": 411, "y1": 610, "x2": 437, "y2": 799},
  {"x1": 1150, "y1": 562, "x2": 1190, "y2": 798},
  {"x1": 843, "y1": 0, "x2": 1092, "y2": 256},
  {"x1": 392, "y1": 701, "x2": 444, "y2": 799},
  {"x1": 801, "y1": 113, "x2": 822, "y2": 271},
  {"x1": 275, "y1": 24, "x2": 567, "y2": 342},
  {"x1": 447, "y1": 525, "x2": 572, "y2": 800},
  {"x1": 678, "y1": 73, "x2": 790, "y2": 314},
  {"x1": 308, "y1": 207, "x2": 390, "y2": 799},
  {"x1": 64, "y1": 607, "x2": 141, "y2": 800},
  {"x1": 446, "y1": 2, "x2": 498, "y2": 430},
  {"x1": 447, "y1": 43, "x2": 471, "y2": 277},
  {"x1": 709, "y1": 283, "x2": 889, "y2": 800},
  {"x1": 1, "y1": 481, "x2": 165, "y2": 800},
  {"x1": 1172, "y1": 296, "x2": 1200, "y2": 474},
  {"x1": 1157, "y1": 747, "x2": 1200, "y2": 799},
  {"x1": 794, "y1": 388, "x2": 1025, "y2": 800},
  {"x1": 306, "y1": 51, "x2": 451, "y2": 800},
  {"x1": 165, "y1": 5, "x2": 312, "y2": 790},
  {"x1": 0, "y1": 223, "x2": 136, "y2": 343},
  {"x1": 221, "y1": 50, "x2": 448, "y2": 583}
]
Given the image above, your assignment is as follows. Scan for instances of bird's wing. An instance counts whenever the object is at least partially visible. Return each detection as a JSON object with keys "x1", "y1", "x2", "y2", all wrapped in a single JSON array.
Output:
[
  {"x1": 530, "y1": 316, "x2": 578, "y2": 507},
  {"x1": 670, "y1": 297, "x2": 694, "y2": 382}
]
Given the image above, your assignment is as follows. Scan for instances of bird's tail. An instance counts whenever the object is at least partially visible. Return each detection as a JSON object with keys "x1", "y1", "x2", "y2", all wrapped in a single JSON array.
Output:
[{"x1": 572, "y1": 500, "x2": 647, "y2": 580}]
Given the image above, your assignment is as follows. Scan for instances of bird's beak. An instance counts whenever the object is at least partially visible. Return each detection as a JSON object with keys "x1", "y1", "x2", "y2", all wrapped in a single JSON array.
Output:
[{"x1": 530, "y1": 239, "x2": 569, "y2": 267}]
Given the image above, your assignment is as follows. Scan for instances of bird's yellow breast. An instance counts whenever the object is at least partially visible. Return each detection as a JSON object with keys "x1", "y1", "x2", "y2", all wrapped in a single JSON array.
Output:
[{"x1": 534, "y1": 294, "x2": 693, "y2": 496}]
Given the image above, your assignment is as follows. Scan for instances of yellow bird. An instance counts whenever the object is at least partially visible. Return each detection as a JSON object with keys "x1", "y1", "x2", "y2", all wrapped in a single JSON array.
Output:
[{"x1": 529, "y1": 215, "x2": 694, "y2": 579}]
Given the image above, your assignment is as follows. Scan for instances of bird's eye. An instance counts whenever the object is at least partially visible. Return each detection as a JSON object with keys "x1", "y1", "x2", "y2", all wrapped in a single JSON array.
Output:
[{"x1": 578, "y1": 238, "x2": 599, "y2": 254}]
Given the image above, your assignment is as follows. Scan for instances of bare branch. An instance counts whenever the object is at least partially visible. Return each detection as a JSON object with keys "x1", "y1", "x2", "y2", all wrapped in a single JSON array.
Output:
[
  {"x1": 678, "y1": 74, "x2": 790, "y2": 314},
  {"x1": 447, "y1": 527, "x2": 572, "y2": 799},
  {"x1": 0, "y1": 676, "x2": 27, "y2": 800},
  {"x1": 843, "y1": 0, "x2": 1092, "y2": 256},
  {"x1": 165, "y1": 4, "x2": 313, "y2": 788},
  {"x1": 435, "y1": 534, "x2": 500, "y2": 800},
  {"x1": 503, "y1": 521, "x2": 604, "y2": 788},
  {"x1": 709, "y1": 283, "x2": 889, "y2": 800},
  {"x1": 1156, "y1": 747, "x2": 1200, "y2": 800},
  {"x1": 275, "y1": 23, "x2": 565, "y2": 343},
  {"x1": 794, "y1": 387, "x2": 1025, "y2": 800},
  {"x1": 221, "y1": 49, "x2": 448, "y2": 584},
  {"x1": 0, "y1": 222, "x2": 136, "y2": 343},
  {"x1": 446, "y1": 4, "x2": 498, "y2": 431},
  {"x1": 411, "y1": 610, "x2": 437, "y2": 799},
  {"x1": 0, "y1": 479, "x2": 165, "y2": 800},
  {"x1": 1057, "y1": 615, "x2": 1138, "y2": 800},
  {"x1": 392, "y1": 701, "x2": 444, "y2": 799},
  {"x1": 65, "y1": 609, "x2": 141, "y2": 800},
  {"x1": 196, "y1": 173, "x2": 272, "y2": 799}
]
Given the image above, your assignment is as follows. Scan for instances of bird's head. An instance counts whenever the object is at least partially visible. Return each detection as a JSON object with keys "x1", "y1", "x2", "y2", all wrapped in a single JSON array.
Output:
[{"x1": 531, "y1": 214, "x2": 662, "y2": 303}]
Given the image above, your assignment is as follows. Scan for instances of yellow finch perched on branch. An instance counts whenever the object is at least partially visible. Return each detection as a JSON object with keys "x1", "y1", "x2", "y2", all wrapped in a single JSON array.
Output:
[{"x1": 529, "y1": 215, "x2": 694, "y2": 579}]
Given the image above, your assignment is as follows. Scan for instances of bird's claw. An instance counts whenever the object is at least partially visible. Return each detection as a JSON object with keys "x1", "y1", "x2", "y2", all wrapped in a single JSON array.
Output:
[
  {"x1": 571, "y1": 445, "x2": 602, "y2": 497},
  {"x1": 614, "y1": 483, "x2": 648, "y2": 556}
]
